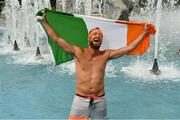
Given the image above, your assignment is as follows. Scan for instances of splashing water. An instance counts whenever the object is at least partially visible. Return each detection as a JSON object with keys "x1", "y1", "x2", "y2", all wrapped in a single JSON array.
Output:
[
  {"x1": 121, "y1": 60, "x2": 180, "y2": 82},
  {"x1": 56, "y1": 0, "x2": 64, "y2": 11},
  {"x1": 0, "y1": 0, "x2": 51, "y2": 64},
  {"x1": 122, "y1": 0, "x2": 180, "y2": 81}
]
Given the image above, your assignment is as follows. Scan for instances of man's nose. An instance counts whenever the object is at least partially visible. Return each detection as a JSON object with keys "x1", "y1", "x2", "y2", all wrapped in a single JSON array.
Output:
[{"x1": 95, "y1": 34, "x2": 100, "y2": 37}]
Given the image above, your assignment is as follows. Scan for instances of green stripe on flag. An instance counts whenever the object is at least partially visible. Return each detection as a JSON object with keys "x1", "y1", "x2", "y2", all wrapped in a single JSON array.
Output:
[{"x1": 37, "y1": 8, "x2": 88, "y2": 65}]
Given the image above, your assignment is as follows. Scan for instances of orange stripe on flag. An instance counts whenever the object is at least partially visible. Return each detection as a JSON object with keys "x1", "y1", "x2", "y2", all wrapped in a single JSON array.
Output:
[
  {"x1": 115, "y1": 20, "x2": 156, "y2": 55},
  {"x1": 127, "y1": 23, "x2": 150, "y2": 55}
]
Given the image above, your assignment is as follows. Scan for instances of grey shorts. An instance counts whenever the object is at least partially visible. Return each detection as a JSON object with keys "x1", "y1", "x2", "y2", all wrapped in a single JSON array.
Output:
[{"x1": 70, "y1": 94, "x2": 107, "y2": 119}]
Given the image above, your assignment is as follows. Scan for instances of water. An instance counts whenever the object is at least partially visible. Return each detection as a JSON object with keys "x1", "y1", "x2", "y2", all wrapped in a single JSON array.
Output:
[
  {"x1": 0, "y1": 0, "x2": 180, "y2": 119},
  {"x1": 154, "y1": 0, "x2": 163, "y2": 59}
]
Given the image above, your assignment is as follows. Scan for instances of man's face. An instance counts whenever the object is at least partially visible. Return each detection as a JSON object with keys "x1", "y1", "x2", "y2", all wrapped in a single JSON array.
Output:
[{"x1": 88, "y1": 28, "x2": 103, "y2": 50}]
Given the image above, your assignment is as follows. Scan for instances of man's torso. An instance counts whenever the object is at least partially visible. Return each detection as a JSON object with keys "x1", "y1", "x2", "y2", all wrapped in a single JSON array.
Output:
[{"x1": 74, "y1": 48, "x2": 109, "y2": 96}]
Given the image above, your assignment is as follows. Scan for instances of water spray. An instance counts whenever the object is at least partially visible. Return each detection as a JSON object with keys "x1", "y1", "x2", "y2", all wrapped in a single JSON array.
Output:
[
  {"x1": 33, "y1": 0, "x2": 47, "y2": 59},
  {"x1": 7, "y1": 35, "x2": 13, "y2": 45},
  {"x1": 150, "y1": 0, "x2": 162, "y2": 75},
  {"x1": 24, "y1": 32, "x2": 31, "y2": 47}
]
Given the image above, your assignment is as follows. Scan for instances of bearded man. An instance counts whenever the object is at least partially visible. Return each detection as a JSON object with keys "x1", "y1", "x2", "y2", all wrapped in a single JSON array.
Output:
[{"x1": 39, "y1": 13, "x2": 149, "y2": 119}]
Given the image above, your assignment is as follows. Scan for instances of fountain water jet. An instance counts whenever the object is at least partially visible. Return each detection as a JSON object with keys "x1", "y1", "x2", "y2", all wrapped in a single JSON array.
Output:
[{"x1": 150, "y1": 0, "x2": 162, "y2": 75}]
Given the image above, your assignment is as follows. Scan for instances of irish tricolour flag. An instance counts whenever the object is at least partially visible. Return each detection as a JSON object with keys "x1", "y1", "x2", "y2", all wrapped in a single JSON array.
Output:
[{"x1": 37, "y1": 8, "x2": 156, "y2": 65}]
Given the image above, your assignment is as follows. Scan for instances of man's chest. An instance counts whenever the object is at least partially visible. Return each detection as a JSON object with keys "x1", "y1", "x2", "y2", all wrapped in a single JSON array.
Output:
[{"x1": 76, "y1": 53, "x2": 108, "y2": 70}]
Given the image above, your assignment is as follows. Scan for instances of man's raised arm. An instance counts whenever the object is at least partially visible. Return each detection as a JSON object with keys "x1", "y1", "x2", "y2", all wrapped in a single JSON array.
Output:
[
  {"x1": 39, "y1": 14, "x2": 78, "y2": 55},
  {"x1": 107, "y1": 25, "x2": 149, "y2": 59}
]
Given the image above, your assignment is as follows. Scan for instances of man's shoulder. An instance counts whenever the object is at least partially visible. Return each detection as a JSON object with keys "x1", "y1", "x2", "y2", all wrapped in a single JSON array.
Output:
[
  {"x1": 73, "y1": 45, "x2": 83, "y2": 51},
  {"x1": 98, "y1": 50, "x2": 111, "y2": 59},
  {"x1": 102, "y1": 49, "x2": 111, "y2": 55}
]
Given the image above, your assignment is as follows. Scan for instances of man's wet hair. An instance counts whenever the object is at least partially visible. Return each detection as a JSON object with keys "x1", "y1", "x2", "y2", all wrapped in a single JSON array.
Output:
[{"x1": 88, "y1": 27, "x2": 101, "y2": 35}]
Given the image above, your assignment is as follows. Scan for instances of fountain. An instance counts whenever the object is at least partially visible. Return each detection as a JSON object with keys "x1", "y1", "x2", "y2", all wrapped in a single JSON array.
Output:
[
  {"x1": 3, "y1": 0, "x2": 20, "y2": 47},
  {"x1": 13, "y1": 40, "x2": 19, "y2": 51},
  {"x1": 0, "y1": 0, "x2": 179, "y2": 78},
  {"x1": 1, "y1": 0, "x2": 50, "y2": 57},
  {"x1": 150, "y1": 0, "x2": 163, "y2": 75},
  {"x1": 0, "y1": 0, "x2": 180, "y2": 119},
  {"x1": 1, "y1": 0, "x2": 129, "y2": 53}
]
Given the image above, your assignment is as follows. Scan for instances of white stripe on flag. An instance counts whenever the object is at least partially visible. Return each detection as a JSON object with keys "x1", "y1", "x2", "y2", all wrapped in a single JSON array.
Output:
[{"x1": 76, "y1": 15, "x2": 128, "y2": 50}]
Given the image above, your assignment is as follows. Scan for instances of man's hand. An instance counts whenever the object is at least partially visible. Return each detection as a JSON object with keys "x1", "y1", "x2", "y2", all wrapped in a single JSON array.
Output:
[
  {"x1": 36, "y1": 9, "x2": 80, "y2": 56},
  {"x1": 144, "y1": 23, "x2": 149, "y2": 35},
  {"x1": 145, "y1": 23, "x2": 156, "y2": 35},
  {"x1": 36, "y1": 10, "x2": 46, "y2": 22}
]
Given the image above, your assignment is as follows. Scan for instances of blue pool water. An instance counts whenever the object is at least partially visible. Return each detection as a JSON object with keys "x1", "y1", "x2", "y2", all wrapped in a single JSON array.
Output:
[{"x1": 0, "y1": 10, "x2": 180, "y2": 119}]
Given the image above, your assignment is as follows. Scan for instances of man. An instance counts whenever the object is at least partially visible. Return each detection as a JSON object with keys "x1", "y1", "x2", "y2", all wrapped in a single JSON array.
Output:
[{"x1": 38, "y1": 12, "x2": 149, "y2": 119}]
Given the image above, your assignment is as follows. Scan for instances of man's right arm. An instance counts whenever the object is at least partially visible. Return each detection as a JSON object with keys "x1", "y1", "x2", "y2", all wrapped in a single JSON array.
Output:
[
  {"x1": 40, "y1": 16, "x2": 79, "y2": 55},
  {"x1": 106, "y1": 26, "x2": 149, "y2": 60}
]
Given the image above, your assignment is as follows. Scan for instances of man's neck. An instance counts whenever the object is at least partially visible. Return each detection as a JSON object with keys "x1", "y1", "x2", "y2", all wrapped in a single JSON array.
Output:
[{"x1": 87, "y1": 46, "x2": 100, "y2": 56}]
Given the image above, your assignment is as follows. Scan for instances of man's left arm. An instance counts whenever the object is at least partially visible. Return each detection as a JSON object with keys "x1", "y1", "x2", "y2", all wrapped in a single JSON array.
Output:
[{"x1": 106, "y1": 27, "x2": 149, "y2": 60}]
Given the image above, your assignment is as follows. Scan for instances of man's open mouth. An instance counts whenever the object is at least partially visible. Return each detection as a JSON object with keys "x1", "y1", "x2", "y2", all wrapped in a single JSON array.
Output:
[{"x1": 93, "y1": 38, "x2": 100, "y2": 42}]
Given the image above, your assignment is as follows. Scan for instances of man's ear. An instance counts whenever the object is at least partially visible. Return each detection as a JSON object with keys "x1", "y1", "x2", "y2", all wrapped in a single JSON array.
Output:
[{"x1": 88, "y1": 34, "x2": 90, "y2": 40}]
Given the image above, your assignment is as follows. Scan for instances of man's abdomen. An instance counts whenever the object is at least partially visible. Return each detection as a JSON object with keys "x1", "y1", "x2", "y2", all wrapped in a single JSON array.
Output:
[{"x1": 75, "y1": 77, "x2": 105, "y2": 97}]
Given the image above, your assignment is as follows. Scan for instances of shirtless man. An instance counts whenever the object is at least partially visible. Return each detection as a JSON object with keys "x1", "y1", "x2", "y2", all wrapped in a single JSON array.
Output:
[{"x1": 39, "y1": 13, "x2": 149, "y2": 119}]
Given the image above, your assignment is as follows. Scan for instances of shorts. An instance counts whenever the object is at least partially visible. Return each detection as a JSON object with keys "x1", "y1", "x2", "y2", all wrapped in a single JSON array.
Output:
[{"x1": 69, "y1": 94, "x2": 107, "y2": 120}]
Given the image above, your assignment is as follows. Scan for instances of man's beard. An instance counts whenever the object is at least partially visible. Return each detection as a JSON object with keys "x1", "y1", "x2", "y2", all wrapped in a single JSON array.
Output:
[{"x1": 89, "y1": 41, "x2": 101, "y2": 50}]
